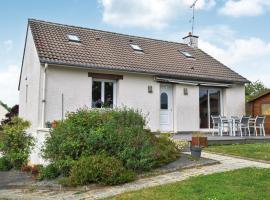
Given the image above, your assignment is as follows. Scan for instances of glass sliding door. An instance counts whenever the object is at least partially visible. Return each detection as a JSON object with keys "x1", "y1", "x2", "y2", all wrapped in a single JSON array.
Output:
[
  {"x1": 199, "y1": 88, "x2": 209, "y2": 128},
  {"x1": 209, "y1": 89, "x2": 221, "y2": 128},
  {"x1": 199, "y1": 87, "x2": 222, "y2": 129}
]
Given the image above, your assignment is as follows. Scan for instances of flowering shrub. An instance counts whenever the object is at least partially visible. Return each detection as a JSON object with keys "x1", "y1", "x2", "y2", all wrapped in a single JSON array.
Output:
[{"x1": 171, "y1": 139, "x2": 189, "y2": 151}]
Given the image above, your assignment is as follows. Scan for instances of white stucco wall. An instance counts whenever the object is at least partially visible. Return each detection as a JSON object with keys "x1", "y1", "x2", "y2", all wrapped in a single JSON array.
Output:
[
  {"x1": 117, "y1": 73, "x2": 160, "y2": 131},
  {"x1": 19, "y1": 26, "x2": 41, "y2": 132},
  {"x1": 0, "y1": 104, "x2": 8, "y2": 124},
  {"x1": 44, "y1": 67, "x2": 160, "y2": 131},
  {"x1": 45, "y1": 66, "x2": 92, "y2": 122},
  {"x1": 223, "y1": 84, "x2": 246, "y2": 117},
  {"x1": 173, "y1": 84, "x2": 200, "y2": 132}
]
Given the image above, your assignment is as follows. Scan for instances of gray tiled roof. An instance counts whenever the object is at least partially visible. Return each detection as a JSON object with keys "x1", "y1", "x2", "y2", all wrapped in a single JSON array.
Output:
[{"x1": 29, "y1": 19, "x2": 248, "y2": 84}]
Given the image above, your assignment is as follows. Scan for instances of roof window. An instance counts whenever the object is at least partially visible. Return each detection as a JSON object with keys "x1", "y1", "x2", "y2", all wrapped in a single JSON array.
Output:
[
  {"x1": 67, "y1": 34, "x2": 80, "y2": 42},
  {"x1": 130, "y1": 44, "x2": 143, "y2": 52},
  {"x1": 179, "y1": 50, "x2": 193, "y2": 58}
]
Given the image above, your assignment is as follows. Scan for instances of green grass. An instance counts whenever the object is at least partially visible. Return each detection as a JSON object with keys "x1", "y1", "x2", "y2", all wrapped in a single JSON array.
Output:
[
  {"x1": 107, "y1": 168, "x2": 270, "y2": 200},
  {"x1": 206, "y1": 143, "x2": 270, "y2": 161}
]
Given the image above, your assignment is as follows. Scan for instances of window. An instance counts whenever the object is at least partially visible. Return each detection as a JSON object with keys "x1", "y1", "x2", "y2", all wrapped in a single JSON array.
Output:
[
  {"x1": 67, "y1": 34, "x2": 80, "y2": 42},
  {"x1": 130, "y1": 44, "x2": 143, "y2": 52},
  {"x1": 261, "y1": 104, "x2": 270, "y2": 115},
  {"x1": 160, "y1": 92, "x2": 168, "y2": 109},
  {"x1": 92, "y1": 80, "x2": 115, "y2": 108},
  {"x1": 179, "y1": 50, "x2": 193, "y2": 58}
]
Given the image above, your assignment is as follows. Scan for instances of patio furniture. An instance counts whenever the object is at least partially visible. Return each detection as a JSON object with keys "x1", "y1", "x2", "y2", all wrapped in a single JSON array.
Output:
[
  {"x1": 239, "y1": 116, "x2": 251, "y2": 137},
  {"x1": 230, "y1": 116, "x2": 240, "y2": 136},
  {"x1": 211, "y1": 115, "x2": 221, "y2": 136},
  {"x1": 249, "y1": 116, "x2": 266, "y2": 136},
  {"x1": 219, "y1": 116, "x2": 230, "y2": 136}
]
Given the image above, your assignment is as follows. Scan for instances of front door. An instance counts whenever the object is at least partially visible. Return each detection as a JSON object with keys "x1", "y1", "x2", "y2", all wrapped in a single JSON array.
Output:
[{"x1": 160, "y1": 84, "x2": 173, "y2": 132}]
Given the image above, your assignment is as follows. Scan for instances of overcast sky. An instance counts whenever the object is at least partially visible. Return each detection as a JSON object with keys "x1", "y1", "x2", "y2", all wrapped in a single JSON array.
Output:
[{"x1": 1, "y1": 0, "x2": 270, "y2": 106}]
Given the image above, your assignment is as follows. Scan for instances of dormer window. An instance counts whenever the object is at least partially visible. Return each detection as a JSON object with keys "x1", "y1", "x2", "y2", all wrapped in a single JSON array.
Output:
[
  {"x1": 179, "y1": 50, "x2": 194, "y2": 58},
  {"x1": 130, "y1": 44, "x2": 143, "y2": 52},
  {"x1": 67, "y1": 34, "x2": 80, "y2": 42}
]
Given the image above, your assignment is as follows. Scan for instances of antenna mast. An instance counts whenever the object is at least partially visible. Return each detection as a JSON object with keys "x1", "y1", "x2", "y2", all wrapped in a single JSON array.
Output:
[{"x1": 190, "y1": 0, "x2": 199, "y2": 36}]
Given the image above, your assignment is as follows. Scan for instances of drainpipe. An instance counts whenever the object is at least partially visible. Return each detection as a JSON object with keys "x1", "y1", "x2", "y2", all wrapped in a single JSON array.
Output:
[{"x1": 41, "y1": 63, "x2": 48, "y2": 128}]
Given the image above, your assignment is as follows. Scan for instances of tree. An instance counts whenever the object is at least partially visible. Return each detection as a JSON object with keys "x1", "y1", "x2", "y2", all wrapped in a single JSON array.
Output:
[
  {"x1": 245, "y1": 80, "x2": 269, "y2": 101},
  {"x1": 0, "y1": 101, "x2": 10, "y2": 112},
  {"x1": 1, "y1": 105, "x2": 19, "y2": 126}
]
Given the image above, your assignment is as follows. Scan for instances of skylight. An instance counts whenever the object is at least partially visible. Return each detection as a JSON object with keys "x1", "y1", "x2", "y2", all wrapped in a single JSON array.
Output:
[
  {"x1": 130, "y1": 44, "x2": 143, "y2": 52},
  {"x1": 67, "y1": 34, "x2": 80, "y2": 42},
  {"x1": 179, "y1": 50, "x2": 193, "y2": 58}
]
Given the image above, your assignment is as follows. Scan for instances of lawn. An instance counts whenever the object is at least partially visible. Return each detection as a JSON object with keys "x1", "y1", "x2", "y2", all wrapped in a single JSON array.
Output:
[
  {"x1": 107, "y1": 168, "x2": 270, "y2": 200},
  {"x1": 205, "y1": 143, "x2": 270, "y2": 161}
]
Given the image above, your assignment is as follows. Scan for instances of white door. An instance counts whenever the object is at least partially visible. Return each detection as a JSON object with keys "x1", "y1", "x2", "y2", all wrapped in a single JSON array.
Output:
[{"x1": 160, "y1": 84, "x2": 173, "y2": 132}]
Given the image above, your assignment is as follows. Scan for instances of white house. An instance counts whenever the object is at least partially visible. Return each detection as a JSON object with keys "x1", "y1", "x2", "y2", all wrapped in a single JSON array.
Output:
[
  {"x1": 0, "y1": 102, "x2": 8, "y2": 124},
  {"x1": 19, "y1": 19, "x2": 248, "y2": 163}
]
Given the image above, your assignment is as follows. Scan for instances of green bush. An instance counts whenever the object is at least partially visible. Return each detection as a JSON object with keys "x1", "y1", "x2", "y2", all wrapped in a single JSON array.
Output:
[
  {"x1": 42, "y1": 108, "x2": 179, "y2": 172},
  {"x1": 68, "y1": 154, "x2": 135, "y2": 186},
  {"x1": 0, "y1": 117, "x2": 34, "y2": 169},
  {"x1": 39, "y1": 163, "x2": 60, "y2": 180},
  {"x1": 54, "y1": 158, "x2": 75, "y2": 177},
  {"x1": 0, "y1": 156, "x2": 12, "y2": 171}
]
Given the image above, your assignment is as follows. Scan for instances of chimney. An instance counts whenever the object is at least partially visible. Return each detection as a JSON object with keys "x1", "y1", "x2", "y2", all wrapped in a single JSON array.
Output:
[{"x1": 182, "y1": 32, "x2": 199, "y2": 48}]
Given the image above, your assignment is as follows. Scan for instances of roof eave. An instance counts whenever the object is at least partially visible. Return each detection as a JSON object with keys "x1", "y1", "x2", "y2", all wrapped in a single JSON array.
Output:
[{"x1": 40, "y1": 59, "x2": 249, "y2": 85}]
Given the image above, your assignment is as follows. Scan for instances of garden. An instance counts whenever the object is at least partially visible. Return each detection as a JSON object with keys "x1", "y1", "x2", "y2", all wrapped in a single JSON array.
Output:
[{"x1": 0, "y1": 108, "x2": 187, "y2": 186}]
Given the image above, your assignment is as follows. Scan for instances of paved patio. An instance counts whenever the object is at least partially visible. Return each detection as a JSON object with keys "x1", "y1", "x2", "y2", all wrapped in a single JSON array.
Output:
[{"x1": 1, "y1": 152, "x2": 270, "y2": 200}]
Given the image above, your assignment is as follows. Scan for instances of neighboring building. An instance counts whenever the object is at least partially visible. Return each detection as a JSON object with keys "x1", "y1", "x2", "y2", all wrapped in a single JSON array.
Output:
[
  {"x1": 19, "y1": 19, "x2": 248, "y2": 163},
  {"x1": 247, "y1": 90, "x2": 270, "y2": 135},
  {"x1": 0, "y1": 101, "x2": 8, "y2": 124}
]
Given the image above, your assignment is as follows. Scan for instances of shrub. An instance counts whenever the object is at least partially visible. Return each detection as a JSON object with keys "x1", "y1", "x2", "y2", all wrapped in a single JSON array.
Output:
[
  {"x1": 42, "y1": 108, "x2": 179, "y2": 172},
  {"x1": 67, "y1": 154, "x2": 135, "y2": 186},
  {"x1": 39, "y1": 163, "x2": 60, "y2": 180},
  {"x1": 54, "y1": 158, "x2": 75, "y2": 177},
  {"x1": 31, "y1": 164, "x2": 43, "y2": 176},
  {"x1": 0, "y1": 117, "x2": 33, "y2": 169},
  {"x1": 0, "y1": 156, "x2": 12, "y2": 171}
]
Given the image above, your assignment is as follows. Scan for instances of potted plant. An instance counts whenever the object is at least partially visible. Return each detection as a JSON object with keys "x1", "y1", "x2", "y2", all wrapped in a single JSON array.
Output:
[
  {"x1": 45, "y1": 121, "x2": 52, "y2": 128},
  {"x1": 190, "y1": 132, "x2": 207, "y2": 159},
  {"x1": 191, "y1": 132, "x2": 208, "y2": 147},
  {"x1": 51, "y1": 120, "x2": 58, "y2": 128}
]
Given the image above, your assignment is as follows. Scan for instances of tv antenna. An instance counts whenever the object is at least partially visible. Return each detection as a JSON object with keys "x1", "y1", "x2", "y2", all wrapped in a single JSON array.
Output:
[{"x1": 190, "y1": 0, "x2": 199, "y2": 36}]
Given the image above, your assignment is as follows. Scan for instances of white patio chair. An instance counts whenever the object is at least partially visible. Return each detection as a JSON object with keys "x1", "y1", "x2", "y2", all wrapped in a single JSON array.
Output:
[
  {"x1": 219, "y1": 116, "x2": 230, "y2": 136},
  {"x1": 249, "y1": 116, "x2": 266, "y2": 136},
  {"x1": 211, "y1": 115, "x2": 221, "y2": 136},
  {"x1": 239, "y1": 116, "x2": 251, "y2": 137},
  {"x1": 231, "y1": 116, "x2": 240, "y2": 136}
]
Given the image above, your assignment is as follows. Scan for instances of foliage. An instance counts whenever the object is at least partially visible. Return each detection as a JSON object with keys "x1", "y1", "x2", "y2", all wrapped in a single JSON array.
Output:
[
  {"x1": 0, "y1": 117, "x2": 34, "y2": 169},
  {"x1": 38, "y1": 163, "x2": 60, "y2": 180},
  {"x1": 0, "y1": 156, "x2": 12, "y2": 171},
  {"x1": 170, "y1": 139, "x2": 189, "y2": 151},
  {"x1": 67, "y1": 154, "x2": 136, "y2": 186},
  {"x1": 245, "y1": 80, "x2": 269, "y2": 101},
  {"x1": 0, "y1": 100, "x2": 10, "y2": 112},
  {"x1": 107, "y1": 168, "x2": 270, "y2": 200},
  {"x1": 0, "y1": 105, "x2": 19, "y2": 126},
  {"x1": 53, "y1": 158, "x2": 75, "y2": 177},
  {"x1": 42, "y1": 108, "x2": 179, "y2": 172}
]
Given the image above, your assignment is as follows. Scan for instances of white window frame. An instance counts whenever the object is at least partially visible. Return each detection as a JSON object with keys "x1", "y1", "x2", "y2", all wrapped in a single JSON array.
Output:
[{"x1": 92, "y1": 79, "x2": 116, "y2": 108}]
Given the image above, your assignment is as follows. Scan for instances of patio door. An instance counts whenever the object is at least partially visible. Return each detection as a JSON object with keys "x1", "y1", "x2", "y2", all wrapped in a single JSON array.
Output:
[
  {"x1": 200, "y1": 87, "x2": 222, "y2": 129},
  {"x1": 160, "y1": 84, "x2": 173, "y2": 132}
]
